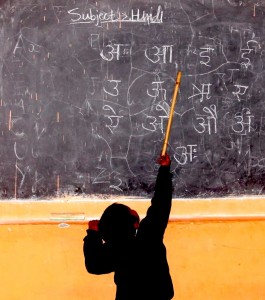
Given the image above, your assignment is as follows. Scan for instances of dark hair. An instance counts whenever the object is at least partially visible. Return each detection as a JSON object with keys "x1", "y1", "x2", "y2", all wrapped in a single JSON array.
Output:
[{"x1": 98, "y1": 203, "x2": 137, "y2": 243}]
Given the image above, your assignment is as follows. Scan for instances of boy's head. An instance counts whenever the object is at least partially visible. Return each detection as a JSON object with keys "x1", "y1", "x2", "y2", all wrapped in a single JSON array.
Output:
[{"x1": 98, "y1": 203, "x2": 140, "y2": 244}]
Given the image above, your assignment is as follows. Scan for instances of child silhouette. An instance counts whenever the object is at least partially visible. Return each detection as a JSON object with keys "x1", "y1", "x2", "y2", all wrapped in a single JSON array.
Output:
[{"x1": 83, "y1": 153, "x2": 174, "y2": 300}]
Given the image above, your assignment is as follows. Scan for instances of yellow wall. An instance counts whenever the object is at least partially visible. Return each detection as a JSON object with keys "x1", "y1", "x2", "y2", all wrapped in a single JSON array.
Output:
[{"x1": 1, "y1": 197, "x2": 265, "y2": 299}]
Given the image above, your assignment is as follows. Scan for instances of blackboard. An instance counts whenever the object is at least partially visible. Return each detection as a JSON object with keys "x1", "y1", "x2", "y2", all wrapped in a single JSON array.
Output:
[{"x1": 0, "y1": 0, "x2": 265, "y2": 198}]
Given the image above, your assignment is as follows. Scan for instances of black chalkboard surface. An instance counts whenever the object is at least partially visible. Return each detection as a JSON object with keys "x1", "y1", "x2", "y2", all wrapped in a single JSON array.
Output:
[{"x1": 0, "y1": 0, "x2": 265, "y2": 198}]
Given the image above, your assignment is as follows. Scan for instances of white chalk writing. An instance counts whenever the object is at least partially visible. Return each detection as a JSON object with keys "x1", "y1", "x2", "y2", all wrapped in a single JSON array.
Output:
[
  {"x1": 189, "y1": 83, "x2": 212, "y2": 103},
  {"x1": 145, "y1": 45, "x2": 173, "y2": 64},
  {"x1": 68, "y1": 6, "x2": 163, "y2": 26},
  {"x1": 103, "y1": 105, "x2": 123, "y2": 134},
  {"x1": 193, "y1": 105, "x2": 217, "y2": 135},
  {"x1": 100, "y1": 43, "x2": 131, "y2": 61},
  {"x1": 174, "y1": 144, "x2": 198, "y2": 165}
]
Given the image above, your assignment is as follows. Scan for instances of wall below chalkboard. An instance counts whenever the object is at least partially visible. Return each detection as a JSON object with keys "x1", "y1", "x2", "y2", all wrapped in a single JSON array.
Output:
[
  {"x1": 2, "y1": 197, "x2": 265, "y2": 300},
  {"x1": 2, "y1": 196, "x2": 265, "y2": 224}
]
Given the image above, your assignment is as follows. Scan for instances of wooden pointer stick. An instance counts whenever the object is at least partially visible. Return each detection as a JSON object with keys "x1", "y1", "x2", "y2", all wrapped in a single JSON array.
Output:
[{"x1": 161, "y1": 71, "x2": 182, "y2": 156}]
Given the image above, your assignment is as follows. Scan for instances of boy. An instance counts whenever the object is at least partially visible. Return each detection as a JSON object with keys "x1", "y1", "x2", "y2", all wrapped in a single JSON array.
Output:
[{"x1": 83, "y1": 153, "x2": 174, "y2": 300}]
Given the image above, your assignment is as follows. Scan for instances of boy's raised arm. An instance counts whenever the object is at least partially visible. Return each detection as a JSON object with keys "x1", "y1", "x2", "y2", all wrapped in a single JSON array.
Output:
[{"x1": 138, "y1": 153, "x2": 173, "y2": 240}]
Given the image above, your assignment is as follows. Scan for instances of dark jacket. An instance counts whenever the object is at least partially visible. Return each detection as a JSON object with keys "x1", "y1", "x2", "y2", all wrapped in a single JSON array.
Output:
[{"x1": 83, "y1": 165, "x2": 174, "y2": 300}]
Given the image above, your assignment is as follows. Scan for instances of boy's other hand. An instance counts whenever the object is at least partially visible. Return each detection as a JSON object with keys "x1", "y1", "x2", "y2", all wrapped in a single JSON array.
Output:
[{"x1": 88, "y1": 220, "x2": 99, "y2": 231}]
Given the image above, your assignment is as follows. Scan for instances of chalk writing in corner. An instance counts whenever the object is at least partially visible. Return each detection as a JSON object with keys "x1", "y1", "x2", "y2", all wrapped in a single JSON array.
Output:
[{"x1": 67, "y1": 6, "x2": 163, "y2": 27}]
